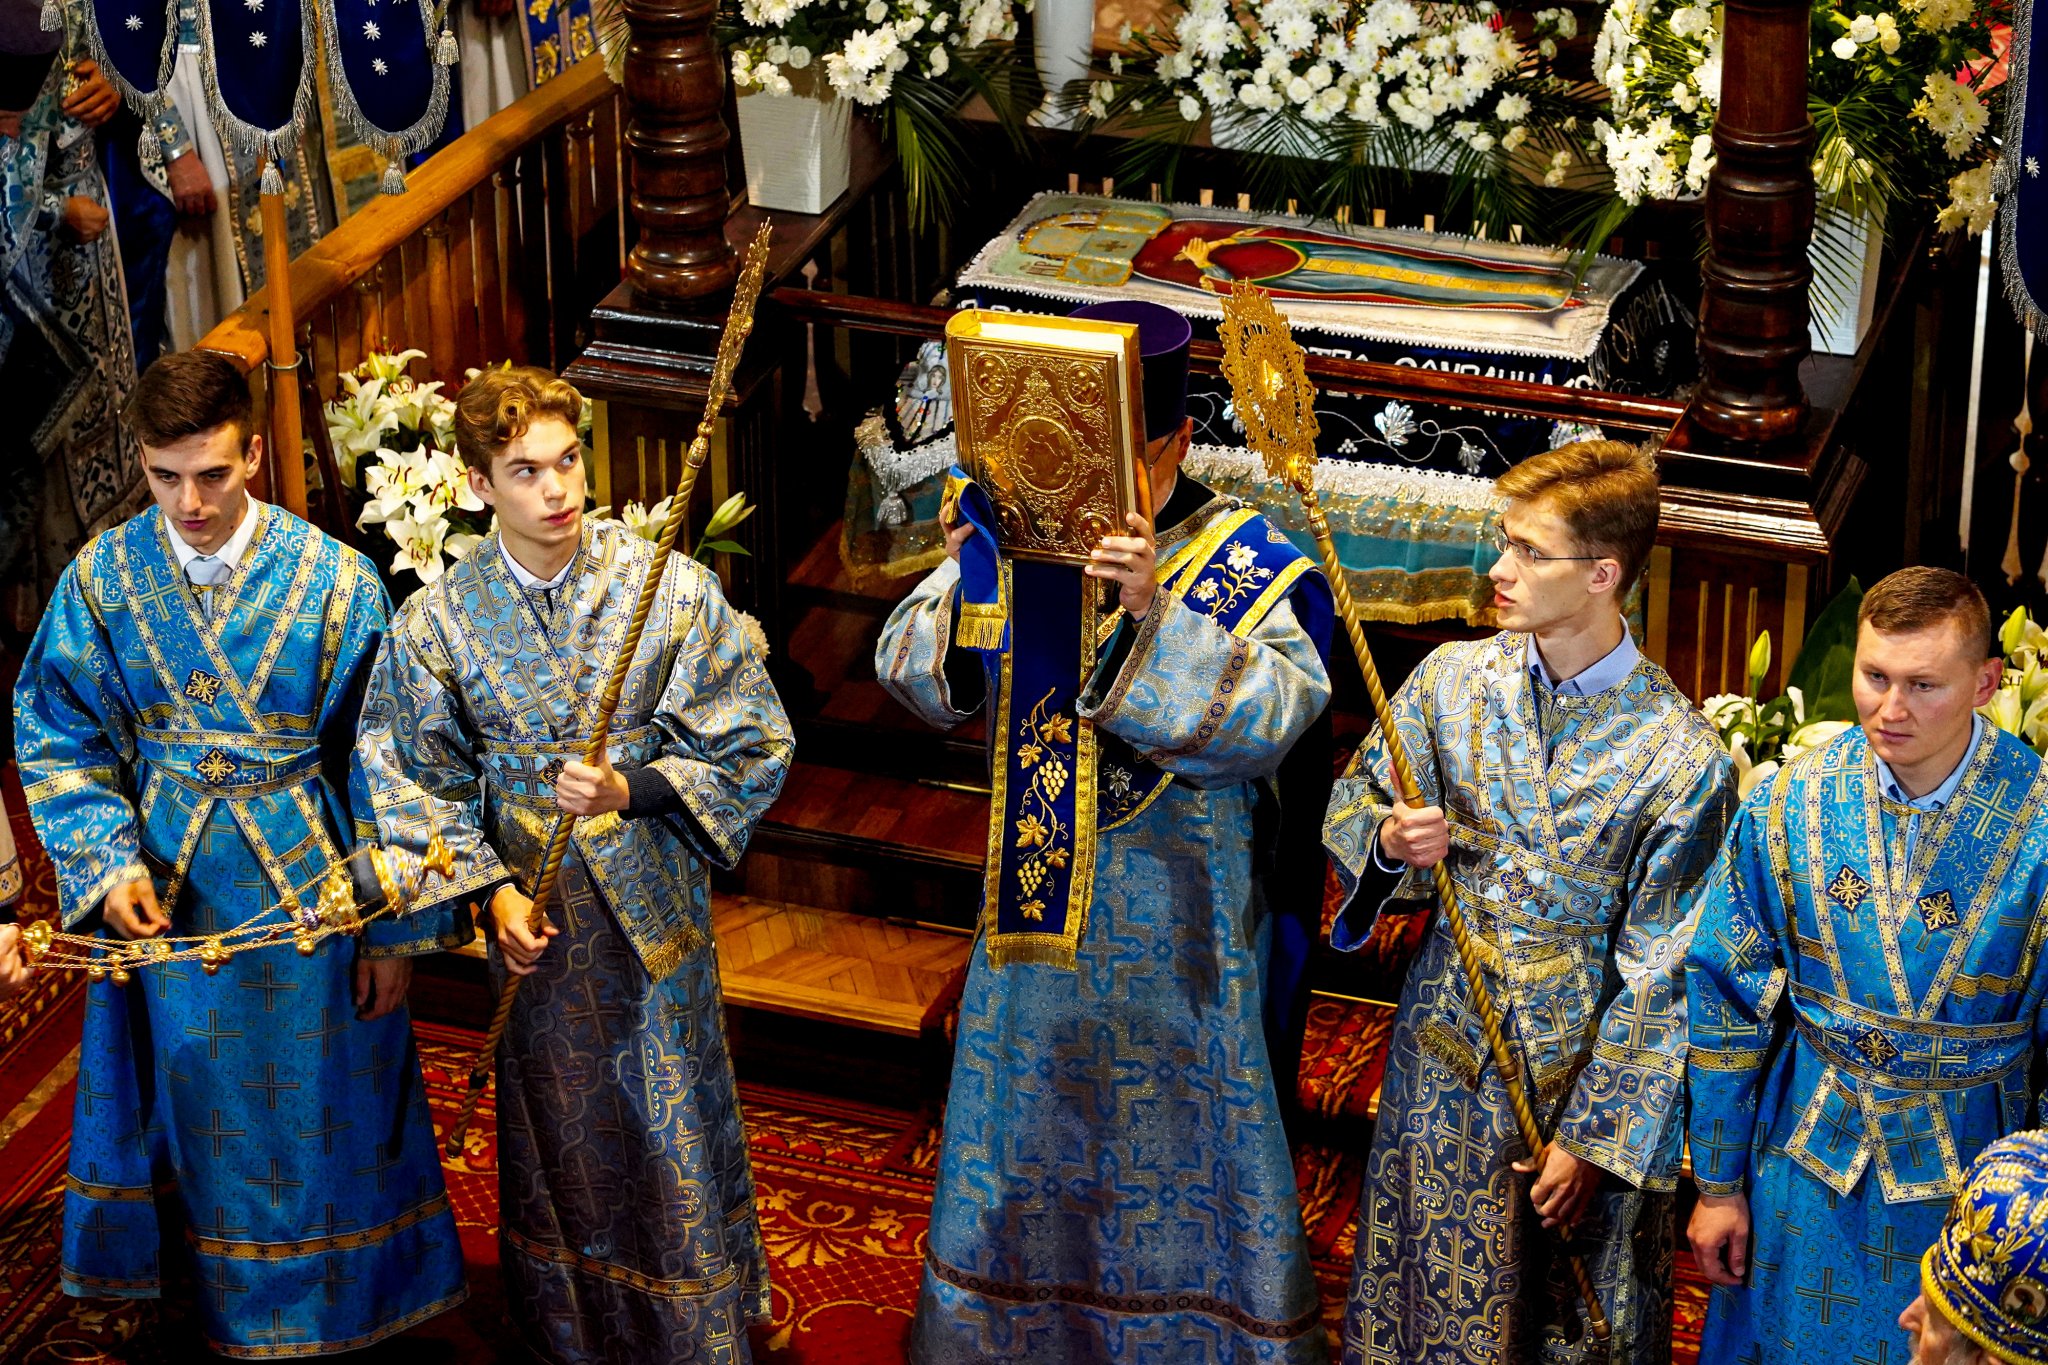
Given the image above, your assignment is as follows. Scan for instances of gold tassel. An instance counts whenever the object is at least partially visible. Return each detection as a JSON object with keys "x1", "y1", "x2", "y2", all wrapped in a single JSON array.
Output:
[{"x1": 954, "y1": 608, "x2": 1006, "y2": 651}]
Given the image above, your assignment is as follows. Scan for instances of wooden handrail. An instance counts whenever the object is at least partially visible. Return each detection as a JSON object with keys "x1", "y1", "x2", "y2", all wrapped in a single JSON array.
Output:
[{"x1": 200, "y1": 58, "x2": 618, "y2": 373}]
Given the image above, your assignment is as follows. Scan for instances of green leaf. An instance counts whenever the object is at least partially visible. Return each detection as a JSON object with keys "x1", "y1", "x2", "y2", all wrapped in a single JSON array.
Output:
[
  {"x1": 1787, "y1": 578, "x2": 1866, "y2": 722},
  {"x1": 696, "y1": 539, "x2": 752, "y2": 557}
]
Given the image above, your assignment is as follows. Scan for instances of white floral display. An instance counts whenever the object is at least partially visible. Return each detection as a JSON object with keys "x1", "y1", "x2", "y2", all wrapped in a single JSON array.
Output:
[
  {"x1": 727, "y1": 0, "x2": 1027, "y2": 106},
  {"x1": 1118, "y1": 0, "x2": 1580, "y2": 168},
  {"x1": 1984, "y1": 607, "x2": 2048, "y2": 758},
  {"x1": 1592, "y1": 0, "x2": 2000, "y2": 232}
]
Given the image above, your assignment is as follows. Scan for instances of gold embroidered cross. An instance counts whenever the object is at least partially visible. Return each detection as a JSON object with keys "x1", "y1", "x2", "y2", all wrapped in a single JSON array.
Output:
[
  {"x1": 195, "y1": 749, "x2": 238, "y2": 786},
  {"x1": 1917, "y1": 890, "x2": 1960, "y2": 933},
  {"x1": 1826, "y1": 865, "x2": 1872, "y2": 912},
  {"x1": 539, "y1": 758, "x2": 566, "y2": 787},
  {"x1": 1855, "y1": 1028, "x2": 1900, "y2": 1068},
  {"x1": 184, "y1": 670, "x2": 226, "y2": 706}
]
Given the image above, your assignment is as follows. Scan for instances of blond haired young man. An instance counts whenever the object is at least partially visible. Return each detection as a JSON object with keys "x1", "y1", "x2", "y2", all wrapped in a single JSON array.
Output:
[
  {"x1": 1324, "y1": 440, "x2": 1736, "y2": 1364},
  {"x1": 1686, "y1": 567, "x2": 2048, "y2": 1365},
  {"x1": 355, "y1": 366, "x2": 793, "y2": 1362}
]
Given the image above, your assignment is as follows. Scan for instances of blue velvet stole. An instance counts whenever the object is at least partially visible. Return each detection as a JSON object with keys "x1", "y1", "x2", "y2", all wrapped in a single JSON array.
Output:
[{"x1": 946, "y1": 466, "x2": 1326, "y2": 967}]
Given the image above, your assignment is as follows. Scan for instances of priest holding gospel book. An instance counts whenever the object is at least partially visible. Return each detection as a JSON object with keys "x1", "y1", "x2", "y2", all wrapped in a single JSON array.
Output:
[{"x1": 876, "y1": 298, "x2": 1336, "y2": 1362}]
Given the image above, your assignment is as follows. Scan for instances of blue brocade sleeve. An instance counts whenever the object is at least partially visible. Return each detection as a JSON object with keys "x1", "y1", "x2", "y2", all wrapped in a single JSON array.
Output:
[
  {"x1": 1555, "y1": 735, "x2": 1734, "y2": 1188},
  {"x1": 12, "y1": 556, "x2": 149, "y2": 929},
  {"x1": 1684, "y1": 786, "x2": 1790, "y2": 1196},
  {"x1": 875, "y1": 559, "x2": 986, "y2": 729},
  {"x1": 1321, "y1": 653, "x2": 1444, "y2": 952},
  {"x1": 644, "y1": 565, "x2": 794, "y2": 870},
  {"x1": 1076, "y1": 594, "x2": 1330, "y2": 788},
  {"x1": 353, "y1": 599, "x2": 501, "y2": 953}
]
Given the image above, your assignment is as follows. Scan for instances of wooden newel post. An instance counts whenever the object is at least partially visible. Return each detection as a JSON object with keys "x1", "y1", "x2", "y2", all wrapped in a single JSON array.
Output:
[
  {"x1": 621, "y1": 0, "x2": 738, "y2": 303},
  {"x1": 1693, "y1": 0, "x2": 1815, "y2": 443}
]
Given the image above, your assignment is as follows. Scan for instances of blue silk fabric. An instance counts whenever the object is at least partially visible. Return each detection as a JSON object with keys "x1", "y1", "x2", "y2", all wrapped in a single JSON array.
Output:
[
  {"x1": 1687, "y1": 726, "x2": 2048, "y2": 1365},
  {"x1": 13, "y1": 505, "x2": 466, "y2": 1357},
  {"x1": 1322, "y1": 633, "x2": 1734, "y2": 1364},
  {"x1": 355, "y1": 521, "x2": 793, "y2": 1363},
  {"x1": 878, "y1": 492, "x2": 1334, "y2": 1362}
]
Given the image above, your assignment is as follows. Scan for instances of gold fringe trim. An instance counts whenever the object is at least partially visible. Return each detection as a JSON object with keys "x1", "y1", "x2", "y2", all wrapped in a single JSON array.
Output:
[
  {"x1": 984, "y1": 937, "x2": 1080, "y2": 970},
  {"x1": 638, "y1": 921, "x2": 708, "y2": 984},
  {"x1": 955, "y1": 606, "x2": 1007, "y2": 651}
]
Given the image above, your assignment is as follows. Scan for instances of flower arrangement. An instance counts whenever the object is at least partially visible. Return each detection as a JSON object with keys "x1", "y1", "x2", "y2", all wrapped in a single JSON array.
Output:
[
  {"x1": 1591, "y1": 0, "x2": 2002, "y2": 234},
  {"x1": 1983, "y1": 607, "x2": 2048, "y2": 757},
  {"x1": 720, "y1": 0, "x2": 1033, "y2": 224},
  {"x1": 1088, "y1": 0, "x2": 1600, "y2": 233},
  {"x1": 1699, "y1": 582, "x2": 1862, "y2": 798},
  {"x1": 322, "y1": 354, "x2": 756, "y2": 589}
]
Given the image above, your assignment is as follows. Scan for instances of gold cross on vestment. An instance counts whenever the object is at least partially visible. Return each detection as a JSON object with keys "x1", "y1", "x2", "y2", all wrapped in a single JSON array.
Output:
[{"x1": 184, "y1": 670, "x2": 226, "y2": 706}]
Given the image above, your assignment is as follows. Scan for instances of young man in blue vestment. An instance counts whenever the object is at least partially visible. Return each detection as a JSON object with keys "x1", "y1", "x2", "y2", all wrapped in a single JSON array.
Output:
[
  {"x1": 878, "y1": 299, "x2": 1337, "y2": 1364},
  {"x1": 13, "y1": 350, "x2": 467, "y2": 1356},
  {"x1": 1686, "y1": 566, "x2": 2048, "y2": 1365},
  {"x1": 1323, "y1": 440, "x2": 1736, "y2": 1364},
  {"x1": 355, "y1": 366, "x2": 793, "y2": 1364}
]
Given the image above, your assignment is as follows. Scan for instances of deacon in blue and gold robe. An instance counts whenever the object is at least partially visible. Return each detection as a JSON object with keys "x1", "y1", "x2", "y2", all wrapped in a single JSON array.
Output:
[
  {"x1": 1324, "y1": 442, "x2": 1733, "y2": 1365},
  {"x1": 15, "y1": 492, "x2": 466, "y2": 1355},
  {"x1": 356, "y1": 514, "x2": 792, "y2": 1363},
  {"x1": 1687, "y1": 599, "x2": 2048, "y2": 1363},
  {"x1": 879, "y1": 299, "x2": 1336, "y2": 1363}
]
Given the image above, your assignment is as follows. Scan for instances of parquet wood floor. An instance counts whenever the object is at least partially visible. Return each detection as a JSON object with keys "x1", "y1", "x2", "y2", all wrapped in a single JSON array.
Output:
[{"x1": 713, "y1": 894, "x2": 971, "y2": 1036}]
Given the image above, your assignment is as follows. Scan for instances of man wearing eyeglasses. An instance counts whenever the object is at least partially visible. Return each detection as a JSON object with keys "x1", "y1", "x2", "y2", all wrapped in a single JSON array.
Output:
[{"x1": 1323, "y1": 440, "x2": 1736, "y2": 1365}]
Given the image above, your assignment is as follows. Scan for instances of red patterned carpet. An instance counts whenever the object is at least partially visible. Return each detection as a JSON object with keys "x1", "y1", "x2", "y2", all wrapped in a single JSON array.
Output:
[{"x1": 0, "y1": 780, "x2": 1706, "y2": 1363}]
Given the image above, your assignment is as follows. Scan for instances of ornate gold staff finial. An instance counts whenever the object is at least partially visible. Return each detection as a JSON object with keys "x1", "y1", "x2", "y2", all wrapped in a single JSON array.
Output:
[
  {"x1": 1215, "y1": 278, "x2": 1612, "y2": 1350},
  {"x1": 443, "y1": 221, "x2": 778, "y2": 1159}
]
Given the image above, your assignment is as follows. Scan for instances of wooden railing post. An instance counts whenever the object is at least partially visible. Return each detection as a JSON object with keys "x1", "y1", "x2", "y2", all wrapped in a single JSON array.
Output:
[
  {"x1": 1692, "y1": 0, "x2": 1815, "y2": 442},
  {"x1": 620, "y1": 0, "x2": 736, "y2": 303}
]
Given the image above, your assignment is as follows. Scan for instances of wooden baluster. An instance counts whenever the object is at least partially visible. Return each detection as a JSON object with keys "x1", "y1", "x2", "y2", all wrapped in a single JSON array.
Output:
[
  {"x1": 619, "y1": 0, "x2": 735, "y2": 301},
  {"x1": 444, "y1": 194, "x2": 480, "y2": 380},
  {"x1": 473, "y1": 180, "x2": 509, "y2": 366},
  {"x1": 544, "y1": 127, "x2": 578, "y2": 365},
  {"x1": 570, "y1": 113, "x2": 598, "y2": 255},
  {"x1": 610, "y1": 92, "x2": 628, "y2": 278},
  {"x1": 400, "y1": 237, "x2": 433, "y2": 375},
  {"x1": 358, "y1": 268, "x2": 385, "y2": 359},
  {"x1": 1694, "y1": 0, "x2": 1813, "y2": 441},
  {"x1": 498, "y1": 165, "x2": 533, "y2": 364},
  {"x1": 335, "y1": 283, "x2": 358, "y2": 381},
  {"x1": 517, "y1": 145, "x2": 554, "y2": 365},
  {"x1": 423, "y1": 210, "x2": 460, "y2": 384}
]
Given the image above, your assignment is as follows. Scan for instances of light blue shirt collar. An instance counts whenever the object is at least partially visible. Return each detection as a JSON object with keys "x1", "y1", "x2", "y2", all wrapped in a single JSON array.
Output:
[
  {"x1": 1872, "y1": 715, "x2": 1985, "y2": 810},
  {"x1": 1527, "y1": 621, "x2": 1640, "y2": 697}
]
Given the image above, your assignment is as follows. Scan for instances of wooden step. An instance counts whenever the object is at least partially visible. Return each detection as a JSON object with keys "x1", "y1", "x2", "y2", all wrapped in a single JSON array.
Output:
[
  {"x1": 748, "y1": 760, "x2": 989, "y2": 928},
  {"x1": 713, "y1": 894, "x2": 970, "y2": 1037}
]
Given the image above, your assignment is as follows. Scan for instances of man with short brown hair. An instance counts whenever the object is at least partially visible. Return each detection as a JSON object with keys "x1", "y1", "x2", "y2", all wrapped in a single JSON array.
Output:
[
  {"x1": 1325, "y1": 439, "x2": 1735, "y2": 1363},
  {"x1": 1686, "y1": 566, "x2": 2048, "y2": 1365},
  {"x1": 13, "y1": 347, "x2": 466, "y2": 1355}
]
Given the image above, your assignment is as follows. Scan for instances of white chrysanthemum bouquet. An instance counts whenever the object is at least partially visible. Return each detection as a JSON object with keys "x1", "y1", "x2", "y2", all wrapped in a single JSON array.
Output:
[
  {"x1": 1593, "y1": 0, "x2": 2001, "y2": 233},
  {"x1": 720, "y1": 0, "x2": 1034, "y2": 224},
  {"x1": 1093, "y1": 0, "x2": 1595, "y2": 231}
]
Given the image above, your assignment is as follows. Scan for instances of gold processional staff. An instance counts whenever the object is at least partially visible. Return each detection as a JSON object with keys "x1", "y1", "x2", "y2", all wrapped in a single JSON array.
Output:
[{"x1": 1215, "y1": 278, "x2": 1612, "y2": 1348}]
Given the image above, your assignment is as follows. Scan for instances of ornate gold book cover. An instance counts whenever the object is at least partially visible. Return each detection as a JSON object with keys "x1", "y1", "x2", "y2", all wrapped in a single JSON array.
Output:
[{"x1": 944, "y1": 310, "x2": 1148, "y2": 565}]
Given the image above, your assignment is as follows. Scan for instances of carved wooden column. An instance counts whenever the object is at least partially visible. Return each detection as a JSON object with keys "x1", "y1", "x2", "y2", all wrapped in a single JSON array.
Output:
[
  {"x1": 621, "y1": 0, "x2": 736, "y2": 302},
  {"x1": 1693, "y1": 0, "x2": 1814, "y2": 442}
]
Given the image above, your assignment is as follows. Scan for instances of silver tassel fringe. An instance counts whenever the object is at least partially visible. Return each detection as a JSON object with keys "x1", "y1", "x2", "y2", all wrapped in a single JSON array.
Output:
[
  {"x1": 436, "y1": 26, "x2": 458, "y2": 64},
  {"x1": 40, "y1": 0, "x2": 60, "y2": 31},
  {"x1": 381, "y1": 159, "x2": 407, "y2": 195},
  {"x1": 259, "y1": 158, "x2": 284, "y2": 195}
]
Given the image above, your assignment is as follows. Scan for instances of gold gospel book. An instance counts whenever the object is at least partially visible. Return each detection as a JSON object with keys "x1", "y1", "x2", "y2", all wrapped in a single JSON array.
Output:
[{"x1": 944, "y1": 309, "x2": 1148, "y2": 565}]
